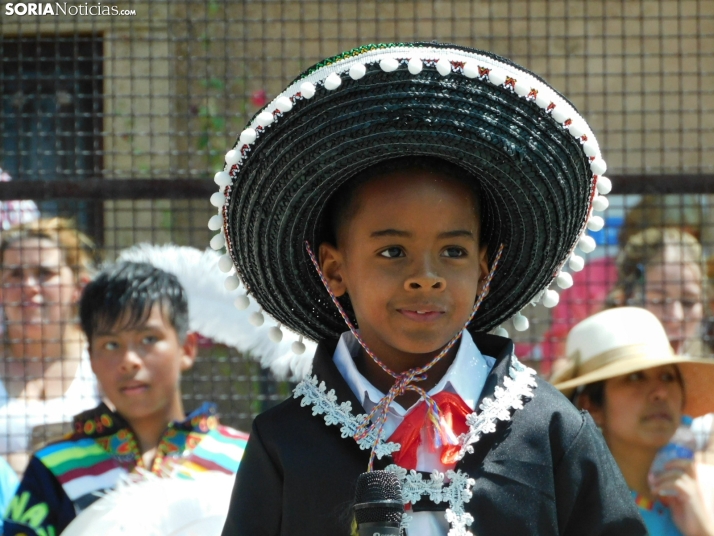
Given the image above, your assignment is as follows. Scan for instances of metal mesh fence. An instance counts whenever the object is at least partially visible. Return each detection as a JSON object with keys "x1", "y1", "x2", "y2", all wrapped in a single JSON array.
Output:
[{"x1": 1, "y1": 0, "x2": 713, "y2": 469}]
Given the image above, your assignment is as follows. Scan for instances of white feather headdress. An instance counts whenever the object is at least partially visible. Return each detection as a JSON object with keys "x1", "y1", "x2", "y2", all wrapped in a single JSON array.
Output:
[
  {"x1": 117, "y1": 244, "x2": 316, "y2": 380},
  {"x1": 62, "y1": 471, "x2": 235, "y2": 536}
]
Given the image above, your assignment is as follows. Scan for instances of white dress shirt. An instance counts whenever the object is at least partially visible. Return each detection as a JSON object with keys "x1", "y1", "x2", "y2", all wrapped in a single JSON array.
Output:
[{"x1": 333, "y1": 330, "x2": 494, "y2": 536}]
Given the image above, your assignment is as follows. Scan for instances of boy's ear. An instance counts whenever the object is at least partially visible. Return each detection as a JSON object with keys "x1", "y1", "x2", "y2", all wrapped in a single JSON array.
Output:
[
  {"x1": 180, "y1": 332, "x2": 198, "y2": 371},
  {"x1": 318, "y1": 242, "x2": 348, "y2": 297}
]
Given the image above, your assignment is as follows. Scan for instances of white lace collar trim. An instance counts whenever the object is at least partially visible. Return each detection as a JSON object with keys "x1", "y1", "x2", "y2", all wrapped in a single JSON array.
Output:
[{"x1": 293, "y1": 354, "x2": 537, "y2": 535}]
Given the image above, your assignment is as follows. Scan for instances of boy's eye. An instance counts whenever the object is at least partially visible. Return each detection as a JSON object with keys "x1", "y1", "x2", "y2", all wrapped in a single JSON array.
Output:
[
  {"x1": 142, "y1": 335, "x2": 159, "y2": 345},
  {"x1": 103, "y1": 341, "x2": 120, "y2": 351},
  {"x1": 442, "y1": 247, "x2": 467, "y2": 258},
  {"x1": 379, "y1": 247, "x2": 405, "y2": 258}
]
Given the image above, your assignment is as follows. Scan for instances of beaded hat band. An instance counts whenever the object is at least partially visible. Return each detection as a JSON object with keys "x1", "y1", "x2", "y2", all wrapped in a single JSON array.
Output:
[{"x1": 208, "y1": 42, "x2": 610, "y2": 352}]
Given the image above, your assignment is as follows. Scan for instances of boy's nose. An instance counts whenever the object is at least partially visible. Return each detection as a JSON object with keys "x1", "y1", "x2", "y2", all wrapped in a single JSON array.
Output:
[
  {"x1": 404, "y1": 264, "x2": 446, "y2": 291},
  {"x1": 119, "y1": 349, "x2": 142, "y2": 371}
]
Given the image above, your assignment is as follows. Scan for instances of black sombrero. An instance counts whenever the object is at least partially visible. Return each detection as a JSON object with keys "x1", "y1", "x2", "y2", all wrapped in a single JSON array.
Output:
[{"x1": 207, "y1": 42, "x2": 611, "y2": 346}]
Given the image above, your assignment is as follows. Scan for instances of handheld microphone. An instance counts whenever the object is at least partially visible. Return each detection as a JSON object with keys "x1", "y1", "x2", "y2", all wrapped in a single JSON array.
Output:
[{"x1": 353, "y1": 470, "x2": 404, "y2": 536}]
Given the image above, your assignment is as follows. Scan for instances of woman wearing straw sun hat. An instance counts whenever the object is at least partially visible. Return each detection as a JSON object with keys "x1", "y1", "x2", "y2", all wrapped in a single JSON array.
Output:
[{"x1": 552, "y1": 307, "x2": 714, "y2": 536}]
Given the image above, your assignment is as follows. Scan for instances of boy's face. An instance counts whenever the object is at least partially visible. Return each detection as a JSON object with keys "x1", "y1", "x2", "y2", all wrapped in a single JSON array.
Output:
[
  {"x1": 320, "y1": 169, "x2": 489, "y2": 358},
  {"x1": 89, "y1": 303, "x2": 196, "y2": 423}
]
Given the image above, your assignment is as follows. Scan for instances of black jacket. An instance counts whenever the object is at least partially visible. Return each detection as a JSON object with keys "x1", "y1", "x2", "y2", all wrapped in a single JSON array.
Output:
[{"x1": 222, "y1": 333, "x2": 646, "y2": 535}]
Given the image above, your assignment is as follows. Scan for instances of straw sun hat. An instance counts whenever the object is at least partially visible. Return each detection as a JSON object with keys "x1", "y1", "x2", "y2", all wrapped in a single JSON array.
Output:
[
  {"x1": 552, "y1": 307, "x2": 714, "y2": 417},
  {"x1": 208, "y1": 42, "x2": 612, "y2": 344}
]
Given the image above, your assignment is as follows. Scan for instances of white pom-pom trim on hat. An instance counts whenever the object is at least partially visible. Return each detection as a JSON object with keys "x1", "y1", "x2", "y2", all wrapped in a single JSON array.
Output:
[
  {"x1": 256, "y1": 111, "x2": 274, "y2": 127},
  {"x1": 590, "y1": 158, "x2": 607, "y2": 176},
  {"x1": 214, "y1": 171, "x2": 231, "y2": 187},
  {"x1": 597, "y1": 176, "x2": 612, "y2": 195},
  {"x1": 210, "y1": 233, "x2": 225, "y2": 250},
  {"x1": 268, "y1": 324, "x2": 284, "y2": 343},
  {"x1": 210, "y1": 191, "x2": 225, "y2": 208},
  {"x1": 582, "y1": 142, "x2": 598, "y2": 157},
  {"x1": 487, "y1": 68, "x2": 506, "y2": 87},
  {"x1": 234, "y1": 294, "x2": 250, "y2": 310},
  {"x1": 207, "y1": 214, "x2": 222, "y2": 231},
  {"x1": 225, "y1": 149, "x2": 241, "y2": 166},
  {"x1": 493, "y1": 326, "x2": 509, "y2": 337},
  {"x1": 587, "y1": 215, "x2": 605, "y2": 232},
  {"x1": 542, "y1": 289, "x2": 560, "y2": 308},
  {"x1": 568, "y1": 120, "x2": 587, "y2": 139},
  {"x1": 556, "y1": 271, "x2": 574, "y2": 289},
  {"x1": 349, "y1": 63, "x2": 367, "y2": 80},
  {"x1": 569, "y1": 254, "x2": 585, "y2": 272},
  {"x1": 578, "y1": 234, "x2": 596, "y2": 253},
  {"x1": 239, "y1": 128, "x2": 257, "y2": 145},
  {"x1": 408, "y1": 57, "x2": 423, "y2": 75},
  {"x1": 535, "y1": 91, "x2": 552, "y2": 109},
  {"x1": 275, "y1": 95, "x2": 293, "y2": 112},
  {"x1": 513, "y1": 312, "x2": 529, "y2": 331},
  {"x1": 379, "y1": 57, "x2": 399, "y2": 72},
  {"x1": 463, "y1": 62, "x2": 478, "y2": 79},
  {"x1": 324, "y1": 72, "x2": 342, "y2": 90},
  {"x1": 551, "y1": 107, "x2": 569, "y2": 123},
  {"x1": 249, "y1": 309, "x2": 265, "y2": 326},
  {"x1": 514, "y1": 81, "x2": 529, "y2": 97},
  {"x1": 292, "y1": 336, "x2": 306, "y2": 355},
  {"x1": 218, "y1": 254, "x2": 233, "y2": 273},
  {"x1": 593, "y1": 195, "x2": 609, "y2": 212},
  {"x1": 300, "y1": 81, "x2": 316, "y2": 99},
  {"x1": 436, "y1": 58, "x2": 451, "y2": 76},
  {"x1": 224, "y1": 275, "x2": 240, "y2": 291}
]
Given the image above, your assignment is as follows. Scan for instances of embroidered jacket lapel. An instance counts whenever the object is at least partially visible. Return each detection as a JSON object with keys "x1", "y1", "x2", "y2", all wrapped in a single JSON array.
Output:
[
  {"x1": 457, "y1": 331, "x2": 518, "y2": 472},
  {"x1": 311, "y1": 337, "x2": 366, "y2": 415}
]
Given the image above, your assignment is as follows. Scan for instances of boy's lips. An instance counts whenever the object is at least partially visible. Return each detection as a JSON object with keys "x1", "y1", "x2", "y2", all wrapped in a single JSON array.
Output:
[
  {"x1": 120, "y1": 382, "x2": 149, "y2": 395},
  {"x1": 397, "y1": 307, "x2": 446, "y2": 322}
]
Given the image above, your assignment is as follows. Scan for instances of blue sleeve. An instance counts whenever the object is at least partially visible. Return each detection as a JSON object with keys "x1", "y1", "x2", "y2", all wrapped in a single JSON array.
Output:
[
  {"x1": 0, "y1": 457, "x2": 19, "y2": 533},
  {"x1": 3, "y1": 456, "x2": 75, "y2": 536}
]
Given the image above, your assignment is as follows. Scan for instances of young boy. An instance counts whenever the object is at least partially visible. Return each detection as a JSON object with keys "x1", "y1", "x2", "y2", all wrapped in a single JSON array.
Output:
[
  {"x1": 215, "y1": 43, "x2": 646, "y2": 535},
  {"x1": 3, "y1": 261, "x2": 248, "y2": 536}
]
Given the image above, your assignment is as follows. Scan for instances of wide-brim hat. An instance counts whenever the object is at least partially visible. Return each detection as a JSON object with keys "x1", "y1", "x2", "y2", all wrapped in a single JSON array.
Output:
[
  {"x1": 551, "y1": 307, "x2": 714, "y2": 417},
  {"x1": 208, "y1": 42, "x2": 612, "y2": 343}
]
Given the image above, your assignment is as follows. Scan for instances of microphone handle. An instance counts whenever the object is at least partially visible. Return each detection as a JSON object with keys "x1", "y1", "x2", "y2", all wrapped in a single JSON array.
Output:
[{"x1": 357, "y1": 521, "x2": 401, "y2": 536}]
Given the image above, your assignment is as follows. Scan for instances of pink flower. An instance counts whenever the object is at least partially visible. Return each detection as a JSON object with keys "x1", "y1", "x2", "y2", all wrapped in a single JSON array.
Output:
[{"x1": 251, "y1": 89, "x2": 267, "y2": 108}]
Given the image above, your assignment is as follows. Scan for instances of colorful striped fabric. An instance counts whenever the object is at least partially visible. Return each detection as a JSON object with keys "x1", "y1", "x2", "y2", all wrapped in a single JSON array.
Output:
[{"x1": 35, "y1": 402, "x2": 247, "y2": 508}]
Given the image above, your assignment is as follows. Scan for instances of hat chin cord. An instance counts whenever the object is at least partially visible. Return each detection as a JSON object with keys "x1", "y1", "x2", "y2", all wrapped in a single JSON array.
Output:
[{"x1": 305, "y1": 240, "x2": 504, "y2": 470}]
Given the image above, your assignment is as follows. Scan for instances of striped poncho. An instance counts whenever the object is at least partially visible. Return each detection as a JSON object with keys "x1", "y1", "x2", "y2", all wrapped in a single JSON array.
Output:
[{"x1": 3, "y1": 402, "x2": 247, "y2": 536}]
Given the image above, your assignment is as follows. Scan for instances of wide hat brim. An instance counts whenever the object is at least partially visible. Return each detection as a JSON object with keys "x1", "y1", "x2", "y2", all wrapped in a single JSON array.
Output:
[
  {"x1": 552, "y1": 353, "x2": 714, "y2": 418},
  {"x1": 220, "y1": 43, "x2": 605, "y2": 342}
]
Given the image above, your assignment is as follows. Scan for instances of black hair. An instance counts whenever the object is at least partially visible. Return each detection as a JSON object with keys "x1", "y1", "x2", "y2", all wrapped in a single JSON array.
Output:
[
  {"x1": 80, "y1": 261, "x2": 189, "y2": 344},
  {"x1": 322, "y1": 156, "x2": 483, "y2": 247},
  {"x1": 574, "y1": 381, "x2": 606, "y2": 408}
]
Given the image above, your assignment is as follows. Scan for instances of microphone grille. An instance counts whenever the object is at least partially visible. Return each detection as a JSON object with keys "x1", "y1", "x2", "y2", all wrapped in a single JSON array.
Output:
[
  {"x1": 354, "y1": 471, "x2": 404, "y2": 525},
  {"x1": 355, "y1": 470, "x2": 403, "y2": 503}
]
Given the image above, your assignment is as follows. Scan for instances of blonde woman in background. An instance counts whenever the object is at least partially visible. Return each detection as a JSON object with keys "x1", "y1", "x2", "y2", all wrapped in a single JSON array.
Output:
[
  {"x1": 0, "y1": 218, "x2": 101, "y2": 474},
  {"x1": 605, "y1": 228, "x2": 705, "y2": 357}
]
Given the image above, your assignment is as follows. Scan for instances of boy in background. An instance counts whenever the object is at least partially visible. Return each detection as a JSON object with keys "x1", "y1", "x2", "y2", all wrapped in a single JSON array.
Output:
[{"x1": 4, "y1": 262, "x2": 248, "y2": 536}]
